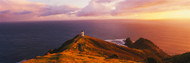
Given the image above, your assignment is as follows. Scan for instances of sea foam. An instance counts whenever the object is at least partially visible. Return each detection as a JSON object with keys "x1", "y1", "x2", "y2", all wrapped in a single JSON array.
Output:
[{"x1": 105, "y1": 39, "x2": 126, "y2": 46}]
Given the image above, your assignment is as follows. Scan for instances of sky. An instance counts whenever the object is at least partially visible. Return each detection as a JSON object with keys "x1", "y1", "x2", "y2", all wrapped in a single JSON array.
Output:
[{"x1": 0, "y1": 0, "x2": 190, "y2": 22}]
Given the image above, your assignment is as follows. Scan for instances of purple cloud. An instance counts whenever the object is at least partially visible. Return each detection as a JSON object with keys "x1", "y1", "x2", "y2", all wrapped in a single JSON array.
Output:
[
  {"x1": 0, "y1": 10, "x2": 10, "y2": 14},
  {"x1": 40, "y1": 5, "x2": 79, "y2": 16},
  {"x1": 14, "y1": 11, "x2": 32, "y2": 15}
]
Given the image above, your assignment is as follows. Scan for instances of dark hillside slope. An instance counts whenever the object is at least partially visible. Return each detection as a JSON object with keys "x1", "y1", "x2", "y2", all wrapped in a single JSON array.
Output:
[
  {"x1": 124, "y1": 38, "x2": 170, "y2": 61},
  {"x1": 168, "y1": 52, "x2": 190, "y2": 63}
]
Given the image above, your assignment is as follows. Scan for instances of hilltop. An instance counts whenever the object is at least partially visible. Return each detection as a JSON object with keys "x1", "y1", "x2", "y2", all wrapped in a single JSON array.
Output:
[
  {"x1": 21, "y1": 35, "x2": 172, "y2": 63},
  {"x1": 124, "y1": 38, "x2": 169, "y2": 59}
]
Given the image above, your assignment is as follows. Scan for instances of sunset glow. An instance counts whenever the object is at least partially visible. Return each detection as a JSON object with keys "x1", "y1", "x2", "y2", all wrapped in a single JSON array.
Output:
[
  {"x1": 1, "y1": 0, "x2": 190, "y2": 21},
  {"x1": 125, "y1": 9, "x2": 190, "y2": 20}
]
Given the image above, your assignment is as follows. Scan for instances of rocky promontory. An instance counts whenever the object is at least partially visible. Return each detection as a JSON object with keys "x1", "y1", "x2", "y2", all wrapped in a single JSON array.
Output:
[{"x1": 21, "y1": 35, "x2": 190, "y2": 63}]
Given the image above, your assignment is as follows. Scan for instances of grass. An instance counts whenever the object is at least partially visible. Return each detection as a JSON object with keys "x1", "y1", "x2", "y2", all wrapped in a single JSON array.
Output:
[{"x1": 22, "y1": 51, "x2": 142, "y2": 63}]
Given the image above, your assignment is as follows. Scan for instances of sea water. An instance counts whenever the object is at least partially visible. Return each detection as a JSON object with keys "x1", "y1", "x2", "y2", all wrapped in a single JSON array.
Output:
[{"x1": 0, "y1": 20, "x2": 190, "y2": 63}]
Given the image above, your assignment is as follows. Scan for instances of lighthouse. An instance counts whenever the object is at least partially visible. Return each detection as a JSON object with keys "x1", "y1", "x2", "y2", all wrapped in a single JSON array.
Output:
[{"x1": 81, "y1": 30, "x2": 84, "y2": 37}]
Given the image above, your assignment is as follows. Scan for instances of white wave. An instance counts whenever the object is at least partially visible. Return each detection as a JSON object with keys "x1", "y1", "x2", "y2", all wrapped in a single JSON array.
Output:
[{"x1": 105, "y1": 39, "x2": 126, "y2": 46}]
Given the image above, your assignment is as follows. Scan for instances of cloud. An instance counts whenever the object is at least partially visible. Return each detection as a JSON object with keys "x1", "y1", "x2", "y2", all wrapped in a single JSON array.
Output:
[
  {"x1": 112, "y1": 0, "x2": 190, "y2": 15},
  {"x1": 95, "y1": 0, "x2": 115, "y2": 3},
  {"x1": 112, "y1": 0, "x2": 166, "y2": 15},
  {"x1": 1, "y1": 0, "x2": 190, "y2": 21},
  {"x1": 14, "y1": 10, "x2": 32, "y2": 15},
  {"x1": 0, "y1": 0, "x2": 45, "y2": 11},
  {"x1": 0, "y1": 0, "x2": 80, "y2": 21},
  {"x1": 0, "y1": 0, "x2": 45, "y2": 21},
  {"x1": 76, "y1": 0, "x2": 114, "y2": 16},
  {"x1": 0, "y1": 10, "x2": 10, "y2": 14},
  {"x1": 40, "y1": 5, "x2": 79, "y2": 16}
]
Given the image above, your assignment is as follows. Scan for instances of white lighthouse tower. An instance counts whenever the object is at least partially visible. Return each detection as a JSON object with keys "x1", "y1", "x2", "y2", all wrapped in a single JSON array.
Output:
[{"x1": 81, "y1": 30, "x2": 84, "y2": 37}]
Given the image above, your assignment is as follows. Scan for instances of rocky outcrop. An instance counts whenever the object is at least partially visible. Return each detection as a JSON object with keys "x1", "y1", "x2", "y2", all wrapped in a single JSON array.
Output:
[
  {"x1": 124, "y1": 38, "x2": 170, "y2": 63},
  {"x1": 133, "y1": 38, "x2": 169, "y2": 59},
  {"x1": 124, "y1": 38, "x2": 133, "y2": 47}
]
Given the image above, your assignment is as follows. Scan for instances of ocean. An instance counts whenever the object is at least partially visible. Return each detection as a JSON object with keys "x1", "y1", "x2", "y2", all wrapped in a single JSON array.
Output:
[{"x1": 0, "y1": 20, "x2": 190, "y2": 63}]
